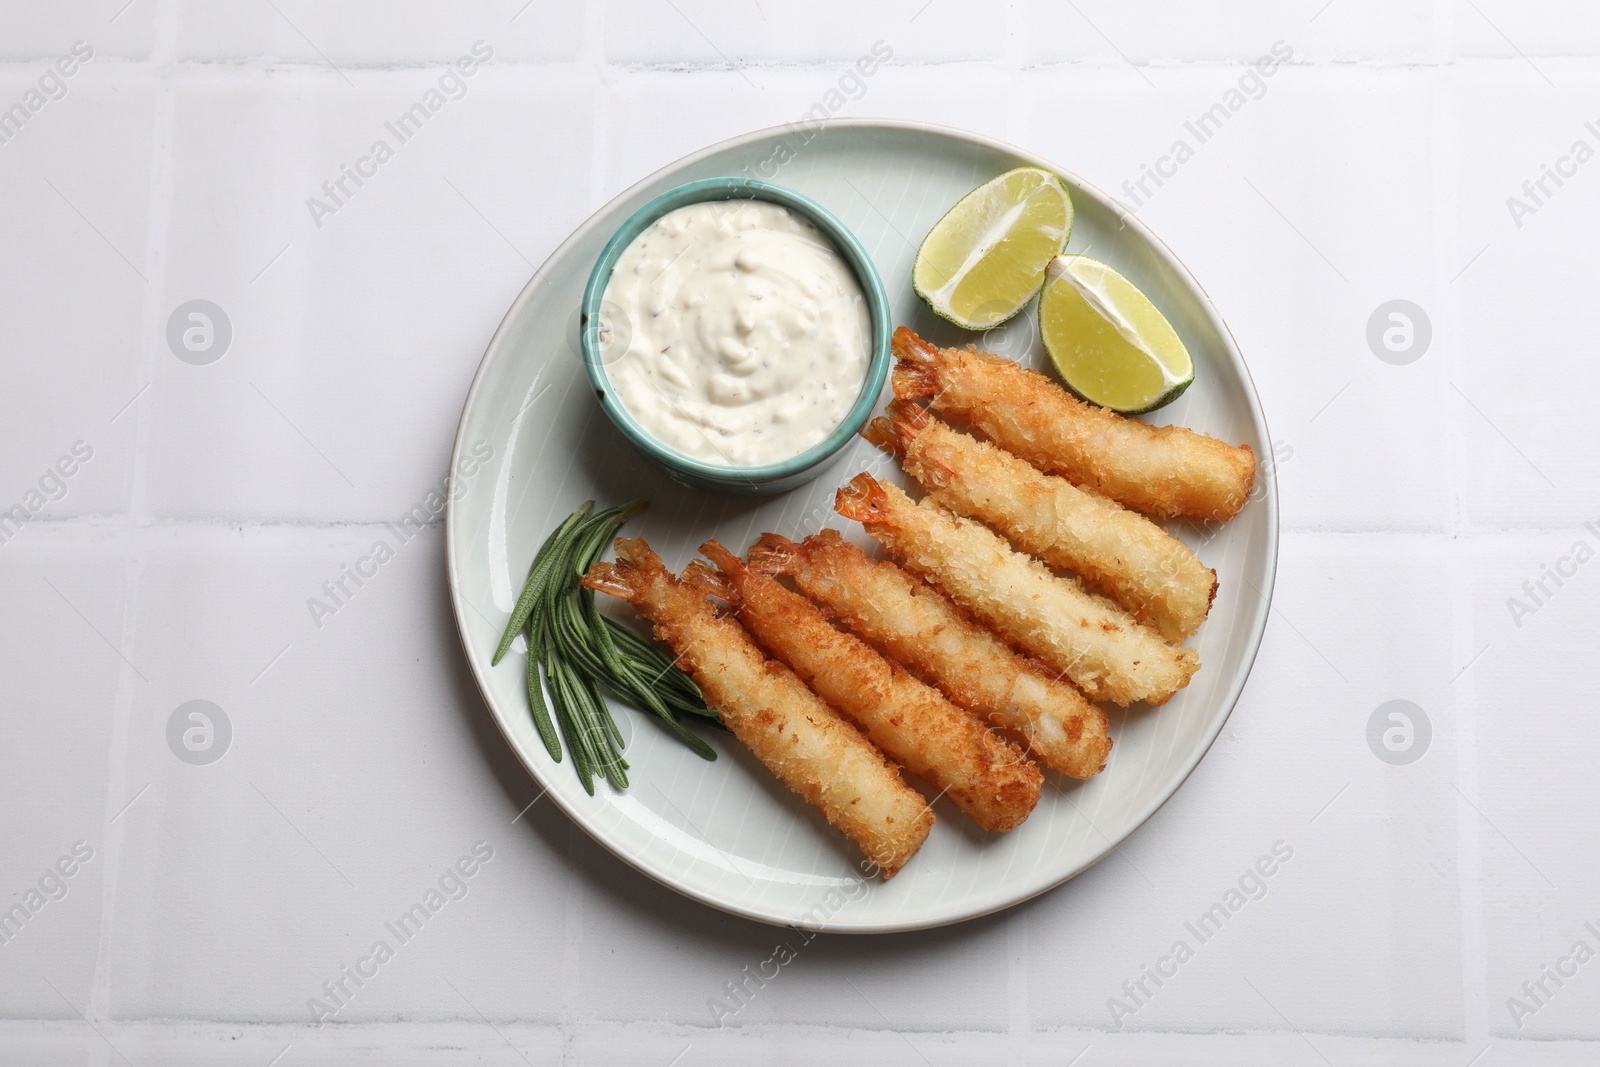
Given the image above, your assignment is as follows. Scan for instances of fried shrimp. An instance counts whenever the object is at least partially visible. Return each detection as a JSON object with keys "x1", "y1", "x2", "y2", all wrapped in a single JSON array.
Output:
[
  {"x1": 865, "y1": 399, "x2": 1217, "y2": 641},
  {"x1": 892, "y1": 327, "x2": 1256, "y2": 522},
  {"x1": 749, "y1": 531, "x2": 1112, "y2": 778},
  {"x1": 834, "y1": 474, "x2": 1199, "y2": 706},
  {"x1": 582, "y1": 537, "x2": 932, "y2": 876},
  {"x1": 688, "y1": 540, "x2": 1042, "y2": 833}
]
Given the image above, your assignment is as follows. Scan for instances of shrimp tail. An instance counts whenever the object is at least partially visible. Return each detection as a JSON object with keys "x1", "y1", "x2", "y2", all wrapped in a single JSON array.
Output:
[
  {"x1": 610, "y1": 536, "x2": 651, "y2": 568},
  {"x1": 582, "y1": 537, "x2": 665, "y2": 601},
  {"x1": 696, "y1": 539, "x2": 745, "y2": 578},
  {"x1": 685, "y1": 541, "x2": 743, "y2": 603},
  {"x1": 579, "y1": 560, "x2": 635, "y2": 600},
  {"x1": 746, "y1": 533, "x2": 800, "y2": 577},
  {"x1": 681, "y1": 559, "x2": 736, "y2": 604},
  {"x1": 860, "y1": 416, "x2": 903, "y2": 457},
  {"x1": 892, "y1": 360, "x2": 940, "y2": 401},
  {"x1": 891, "y1": 328, "x2": 943, "y2": 400},
  {"x1": 863, "y1": 399, "x2": 933, "y2": 459},
  {"x1": 834, "y1": 472, "x2": 890, "y2": 524},
  {"x1": 882, "y1": 399, "x2": 956, "y2": 483},
  {"x1": 892, "y1": 326, "x2": 940, "y2": 363},
  {"x1": 886, "y1": 397, "x2": 932, "y2": 432}
]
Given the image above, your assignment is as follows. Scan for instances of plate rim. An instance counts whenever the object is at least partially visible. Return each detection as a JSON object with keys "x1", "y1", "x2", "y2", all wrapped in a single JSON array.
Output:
[{"x1": 445, "y1": 117, "x2": 1280, "y2": 934}]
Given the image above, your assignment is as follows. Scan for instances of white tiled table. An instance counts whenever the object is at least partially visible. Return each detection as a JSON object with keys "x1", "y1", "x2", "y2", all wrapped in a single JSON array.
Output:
[{"x1": 3, "y1": 3, "x2": 1597, "y2": 1063}]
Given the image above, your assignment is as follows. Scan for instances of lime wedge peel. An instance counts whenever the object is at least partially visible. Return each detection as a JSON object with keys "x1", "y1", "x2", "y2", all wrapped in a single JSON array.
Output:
[
  {"x1": 1038, "y1": 255, "x2": 1195, "y2": 415},
  {"x1": 912, "y1": 167, "x2": 1073, "y2": 331}
]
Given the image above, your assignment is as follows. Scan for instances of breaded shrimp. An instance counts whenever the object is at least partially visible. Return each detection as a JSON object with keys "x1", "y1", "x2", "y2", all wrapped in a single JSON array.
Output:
[
  {"x1": 834, "y1": 474, "x2": 1199, "y2": 706},
  {"x1": 892, "y1": 327, "x2": 1255, "y2": 522},
  {"x1": 688, "y1": 540, "x2": 1042, "y2": 833},
  {"x1": 865, "y1": 399, "x2": 1217, "y2": 641},
  {"x1": 582, "y1": 537, "x2": 932, "y2": 876},
  {"x1": 749, "y1": 531, "x2": 1111, "y2": 779}
]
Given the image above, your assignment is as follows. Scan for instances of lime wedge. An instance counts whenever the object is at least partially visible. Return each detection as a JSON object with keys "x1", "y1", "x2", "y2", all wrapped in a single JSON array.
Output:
[
  {"x1": 913, "y1": 167, "x2": 1073, "y2": 330},
  {"x1": 1038, "y1": 255, "x2": 1194, "y2": 414}
]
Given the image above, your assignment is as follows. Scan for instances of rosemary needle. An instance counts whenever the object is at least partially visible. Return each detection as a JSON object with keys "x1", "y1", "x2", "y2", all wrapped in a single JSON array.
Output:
[{"x1": 494, "y1": 500, "x2": 717, "y2": 794}]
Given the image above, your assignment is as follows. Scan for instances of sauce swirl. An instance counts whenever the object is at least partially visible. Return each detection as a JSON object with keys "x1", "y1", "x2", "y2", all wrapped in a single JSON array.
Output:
[{"x1": 600, "y1": 200, "x2": 872, "y2": 468}]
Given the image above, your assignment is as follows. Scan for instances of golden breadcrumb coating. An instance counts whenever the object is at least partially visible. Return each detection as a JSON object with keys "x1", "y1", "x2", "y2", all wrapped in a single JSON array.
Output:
[
  {"x1": 583, "y1": 537, "x2": 932, "y2": 876},
  {"x1": 749, "y1": 530, "x2": 1112, "y2": 779},
  {"x1": 688, "y1": 540, "x2": 1042, "y2": 833},
  {"x1": 865, "y1": 399, "x2": 1216, "y2": 641},
  {"x1": 892, "y1": 327, "x2": 1255, "y2": 522},
  {"x1": 834, "y1": 474, "x2": 1199, "y2": 707}
]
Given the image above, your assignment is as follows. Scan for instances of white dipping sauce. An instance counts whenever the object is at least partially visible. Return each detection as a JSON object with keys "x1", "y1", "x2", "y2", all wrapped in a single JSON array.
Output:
[{"x1": 599, "y1": 199, "x2": 872, "y2": 468}]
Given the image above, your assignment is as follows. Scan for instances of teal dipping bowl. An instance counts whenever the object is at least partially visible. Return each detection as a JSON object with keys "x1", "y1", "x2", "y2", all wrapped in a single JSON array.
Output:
[{"x1": 580, "y1": 177, "x2": 891, "y2": 496}]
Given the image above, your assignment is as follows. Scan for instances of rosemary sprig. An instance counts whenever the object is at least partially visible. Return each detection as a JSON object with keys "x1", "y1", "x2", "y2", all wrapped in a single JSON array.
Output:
[{"x1": 493, "y1": 500, "x2": 717, "y2": 794}]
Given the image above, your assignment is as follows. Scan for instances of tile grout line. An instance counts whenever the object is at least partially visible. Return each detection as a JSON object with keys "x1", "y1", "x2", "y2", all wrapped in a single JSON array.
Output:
[
  {"x1": 1433, "y1": 8, "x2": 1493, "y2": 1046},
  {"x1": 561, "y1": 817, "x2": 589, "y2": 1064},
  {"x1": 558, "y1": 18, "x2": 607, "y2": 1067},
  {"x1": 1, "y1": 1016, "x2": 1591, "y2": 1050},
  {"x1": 82, "y1": 0, "x2": 182, "y2": 1042},
  {"x1": 4, "y1": 53, "x2": 1570, "y2": 75},
  {"x1": 1001, "y1": 0, "x2": 1026, "y2": 149},
  {"x1": 127, "y1": 0, "x2": 179, "y2": 535},
  {"x1": 1004, "y1": 905, "x2": 1031, "y2": 1057},
  {"x1": 586, "y1": 0, "x2": 611, "y2": 225}
]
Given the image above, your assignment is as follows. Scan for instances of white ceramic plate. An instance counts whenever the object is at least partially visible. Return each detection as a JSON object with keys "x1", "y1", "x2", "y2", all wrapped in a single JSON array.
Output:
[{"x1": 446, "y1": 119, "x2": 1279, "y2": 933}]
